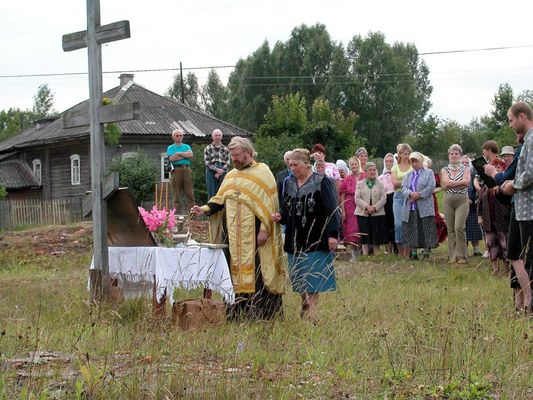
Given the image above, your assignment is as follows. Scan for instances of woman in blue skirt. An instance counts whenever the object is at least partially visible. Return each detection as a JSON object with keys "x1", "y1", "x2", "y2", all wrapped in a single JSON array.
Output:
[{"x1": 272, "y1": 148, "x2": 340, "y2": 321}]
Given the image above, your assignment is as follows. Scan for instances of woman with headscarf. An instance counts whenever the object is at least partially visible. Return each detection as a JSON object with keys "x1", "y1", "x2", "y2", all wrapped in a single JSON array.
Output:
[
  {"x1": 378, "y1": 153, "x2": 397, "y2": 254},
  {"x1": 355, "y1": 162, "x2": 388, "y2": 255},
  {"x1": 271, "y1": 148, "x2": 340, "y2": 322},
  {"x1": 461, "y1": 155, "x2": 484, "y2": 257},
  {"x1": 336, "y1": 159, "x2": 349, "y2": 180},
  {"x1": 391, "y1": 143, "x2": 413, "y2": 257},
  {"x1": 401, "y1": 152, "x2": 438, "y2": 259},
  {"x1": 441, "y1": 144, "x2": 471, "y2": 264},
  {"x1": 340, "y1": 156, "x2": 363, "y2": 261}
]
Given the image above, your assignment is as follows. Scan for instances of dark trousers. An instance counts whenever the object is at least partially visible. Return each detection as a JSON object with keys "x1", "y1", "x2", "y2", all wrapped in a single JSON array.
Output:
[{"x1": 205, "y1": 168, "x2": 226, "y2": 200}]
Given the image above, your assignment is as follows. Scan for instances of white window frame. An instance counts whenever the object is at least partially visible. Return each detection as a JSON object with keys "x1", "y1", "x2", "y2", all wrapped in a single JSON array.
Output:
[
  {"x1": 32, "y1": 159, "x2": 42, "y2": 185},
  {"x1": 161, "y1": 153, "x2": 170, "y2": 182},
  {"x1": 70, "y1": 154, "x2": 81, "y2": 185}
]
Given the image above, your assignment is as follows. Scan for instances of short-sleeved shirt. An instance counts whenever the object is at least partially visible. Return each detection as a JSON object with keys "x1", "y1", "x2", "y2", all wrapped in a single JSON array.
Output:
[
  {"x1": 167, "y1": 143, "x2": 192, "y2": 166},
  {"x1": 391, "y1": 164, "x2": 412, "y2": 192}
]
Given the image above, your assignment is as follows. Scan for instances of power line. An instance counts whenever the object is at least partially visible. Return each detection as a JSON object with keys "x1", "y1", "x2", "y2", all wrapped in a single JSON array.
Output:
[
  {"x1": 0, "y1": 65, "x2": 236, "y2": 79},
  {"x1": 1, "y1": 43, "x2": 532, "y2": 79}
]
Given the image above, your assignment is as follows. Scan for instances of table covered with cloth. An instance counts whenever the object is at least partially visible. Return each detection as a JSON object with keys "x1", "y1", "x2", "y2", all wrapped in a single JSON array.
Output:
[{"x1": 89, "y1": 246, "x2": 234, "y2": 304}]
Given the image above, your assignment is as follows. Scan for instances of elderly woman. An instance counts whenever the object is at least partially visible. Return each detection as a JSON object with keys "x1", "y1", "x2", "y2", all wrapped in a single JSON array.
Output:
[
  {"x1": 355, "y1": 162, "x2": 388, "y2": 255},
  {"x1": 311, "y1": 143, "x2": 340, "y2": 181},
  {"x1": 378, "y1": 153, "x2": 397, "y2": 254},
  {"x1": 401, "y1": 152, "x2": 438, "y2": 259},
  {"x1": 441, "y1": 144, "x2": 471, "y2": 264},
  {"x1": 391, "y1": 143, "x2": 413, "y2": 257},
  {"x1": 336, "y1": 159, "x2": 349, "y2": 180},
  {"x1": 340, "y1": 156, "x2": 363, "y2": 261},
  {"x1": 271, "y1": 148, "x2": 340, "y2": 322}
]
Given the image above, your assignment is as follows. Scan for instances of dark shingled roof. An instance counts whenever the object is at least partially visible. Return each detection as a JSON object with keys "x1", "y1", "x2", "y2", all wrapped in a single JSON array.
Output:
[
  {"x1": 0, "y1": 160, "x2": 39, "y2": 189},
  {"x1": 0, "y1": 81, "x2": 251, "y2": 153}
]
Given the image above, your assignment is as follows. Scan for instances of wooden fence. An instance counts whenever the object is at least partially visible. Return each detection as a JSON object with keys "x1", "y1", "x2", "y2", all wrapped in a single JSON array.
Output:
[{"x1": 0, "y1": 197, "x2": 84, "y2": 229}]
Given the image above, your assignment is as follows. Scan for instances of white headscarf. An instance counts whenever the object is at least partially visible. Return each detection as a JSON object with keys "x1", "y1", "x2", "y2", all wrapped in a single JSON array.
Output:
[
  {"x1": 336, "y1": 159, "x2": 349, "y2": 175},
  {"x1": 382, "y1": 152, "x2": 396, "y2": 174}
]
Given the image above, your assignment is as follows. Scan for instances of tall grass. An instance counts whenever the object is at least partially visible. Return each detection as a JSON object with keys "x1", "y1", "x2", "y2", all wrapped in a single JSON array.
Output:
[{"x1": 1, "y1": 242, "x2": 532, "y2": 399}]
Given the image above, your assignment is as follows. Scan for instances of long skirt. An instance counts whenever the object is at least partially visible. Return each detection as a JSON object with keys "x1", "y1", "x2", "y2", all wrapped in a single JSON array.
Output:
[
  {"x1": 288, "y1": 251, "x2": 336, "y2": 294},
  {"x1": 342, "y1": 193, "x2": 360, "y2": 245},
  {"x1": 357, "y1": 214, "x2": 388, "y2": 246},
  {"x1": 384, "y1": 192, "x2": 395, "y2": 243},
  {"x1": 402, "y1": 210, "x2": 438, "y2": 249},
  {"x1": 465, "y1": 208, "x2": 483, "y2": 241}
]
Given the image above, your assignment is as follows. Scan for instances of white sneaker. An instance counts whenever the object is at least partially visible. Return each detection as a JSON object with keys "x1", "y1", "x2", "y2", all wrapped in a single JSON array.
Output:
[{"x1": 482, "y1": 251, "x2": 489, "y2": 259}]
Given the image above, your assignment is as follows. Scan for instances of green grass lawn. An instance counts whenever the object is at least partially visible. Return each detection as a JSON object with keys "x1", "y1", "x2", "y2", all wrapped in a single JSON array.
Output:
[{"x1": 0, "y1": 227, "x2": 532, "y2": 399}]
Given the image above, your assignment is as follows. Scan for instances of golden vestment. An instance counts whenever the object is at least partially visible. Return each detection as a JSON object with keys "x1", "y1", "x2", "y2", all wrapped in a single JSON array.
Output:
[{"x1": 204, "y1": 161, "x2": 287, "y2": 295}]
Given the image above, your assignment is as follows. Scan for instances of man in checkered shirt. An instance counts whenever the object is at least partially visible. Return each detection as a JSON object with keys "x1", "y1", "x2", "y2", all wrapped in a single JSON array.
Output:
[
  {"x1": 502, "y1": 101, "x2": 533, "y2": 313},
  {"x1": 204, "y1": 129, "x2": 230, "y2": 199}
]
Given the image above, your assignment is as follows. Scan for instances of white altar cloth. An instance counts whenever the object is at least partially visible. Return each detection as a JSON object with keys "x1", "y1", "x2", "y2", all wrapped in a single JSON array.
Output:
[{"x1": 90, "y1": 246, "x2": 234, "y2": 304}]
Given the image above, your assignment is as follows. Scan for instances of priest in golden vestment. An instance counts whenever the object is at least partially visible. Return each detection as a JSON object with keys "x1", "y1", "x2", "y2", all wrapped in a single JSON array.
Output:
[{"x1": 191, "y1": 136, "x2": 288, "y2": 320}]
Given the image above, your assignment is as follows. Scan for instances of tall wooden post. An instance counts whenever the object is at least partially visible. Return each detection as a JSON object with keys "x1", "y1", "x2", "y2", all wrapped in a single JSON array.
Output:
[
  {"x1": 62, "y1": 0, "x2": 137, "y2": 302},
  {"x1": 87, "y1": 0, "x2": 108, "y2": 301}
]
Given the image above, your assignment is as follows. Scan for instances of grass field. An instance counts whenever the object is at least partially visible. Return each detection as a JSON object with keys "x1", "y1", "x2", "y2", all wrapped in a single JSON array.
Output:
[{"x1": 0, "y1": 223, "x2": 532, "y2": 399}]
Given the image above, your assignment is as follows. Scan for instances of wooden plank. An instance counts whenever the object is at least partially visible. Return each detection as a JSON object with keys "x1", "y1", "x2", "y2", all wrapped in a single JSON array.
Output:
[
  {"x1": 62, "y1": 102, "x2": 140, "y2": 129},
  {"x1": 82, "y1": 172, "x2": 120, "y2": 216},
  {"x1": 62, "y1": 20, "x2": 130, "y2": 52}
]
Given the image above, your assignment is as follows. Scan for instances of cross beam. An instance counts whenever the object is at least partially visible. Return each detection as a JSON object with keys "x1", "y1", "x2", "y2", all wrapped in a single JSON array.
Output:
[{"x1": 62, "y1": 20, "x2": 130, "y2": 52}]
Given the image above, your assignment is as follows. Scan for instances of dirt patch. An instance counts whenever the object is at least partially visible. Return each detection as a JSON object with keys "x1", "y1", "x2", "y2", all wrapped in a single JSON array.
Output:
[
  {"x1": 0, "y1": 221, "x2": 93, "y2": 256},
  {"x1": 0, "y1": 220, "x2": 210, "y2": 256}
]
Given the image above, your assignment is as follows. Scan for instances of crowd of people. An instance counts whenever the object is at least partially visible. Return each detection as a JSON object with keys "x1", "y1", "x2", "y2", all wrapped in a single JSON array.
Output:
[{"x1": 173, "y1": 101, "x2": 533, "y2": 321}]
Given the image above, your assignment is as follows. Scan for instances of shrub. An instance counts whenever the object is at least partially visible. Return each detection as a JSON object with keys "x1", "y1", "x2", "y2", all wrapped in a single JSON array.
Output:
[
  {"x1": 0, "y1": 185, "x2": 7, "y2": 200},
  {"x1": 108, "y1": 151, "x2": 158, "y2": 205}
]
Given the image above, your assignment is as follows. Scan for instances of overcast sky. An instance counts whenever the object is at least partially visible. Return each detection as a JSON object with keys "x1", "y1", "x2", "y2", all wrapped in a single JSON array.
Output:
[{"x1": 2, "y1": 0, "x2": 533, "y2": 124}]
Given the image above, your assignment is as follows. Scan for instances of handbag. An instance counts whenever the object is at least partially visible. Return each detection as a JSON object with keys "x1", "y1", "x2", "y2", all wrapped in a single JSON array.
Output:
[{"x1": 172, "y1": 298, "x2": 226, "y2": 331}]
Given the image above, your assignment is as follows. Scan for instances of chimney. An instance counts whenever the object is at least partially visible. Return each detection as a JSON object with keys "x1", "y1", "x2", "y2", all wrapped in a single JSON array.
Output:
[{"x1": 119, "y1": 73, "x2": 134, "y2": 87}]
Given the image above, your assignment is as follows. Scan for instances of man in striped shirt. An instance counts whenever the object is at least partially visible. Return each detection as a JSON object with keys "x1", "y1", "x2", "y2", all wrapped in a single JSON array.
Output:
[{"x1": 204, "y1": 129, "x2": 230, "y2": 200}]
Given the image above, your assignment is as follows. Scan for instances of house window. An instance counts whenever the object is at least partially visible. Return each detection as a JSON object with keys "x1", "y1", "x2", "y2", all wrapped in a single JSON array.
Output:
[
  {"x1": 32, "y1": 159, "x2": 42, "y2": 185},
  {"x1": 161, "y1": 153, "x2": 170, "y2": 182},
  {"x1": 70, "y1": 154, "x2": 81, "y2": 185}
]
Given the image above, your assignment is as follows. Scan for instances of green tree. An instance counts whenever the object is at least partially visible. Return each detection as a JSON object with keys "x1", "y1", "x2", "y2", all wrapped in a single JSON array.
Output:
[
  {"x1": 226, "y1": 41, "x2": 274, "y2": 131},
  {"x1": 517, "y1": 89, "x2": 533, "y2": 106},
  {"x1": 488, "y1": 83, "x2": 513, "y2": 132},
  {"x1": 108, "y1": 151, "x2": 158, "y2": 205},
  {"x1": 304, "y1": 98, "x2": 362, "y2": 160},
  {"x1": 167, "y1": 71, "x2": 201, "y2": 108},
  {"x1": 0, "y1": 108, "x2": 35, "y2": 141},
  {"x1": 405, "y1": 114, "x2": 440, "y2": 158},
  {"x1": 256, "y1": 92, "x2": 308, "y2": 137},
  {"x1": 256, "y1": 94, "x2": 362, "y2": 162},
  {"x1": 254, "y1": 133, "x2": 301, "y2": 176},
  {"x1": 201, "y1": 69, "x2": 228, "y2": 119},
  {"x1": 345, "y1": 32, "x2": 432, "y2": 155},
  {"x1": 32, "y1": 84, "x2": 56, "y2": 118}
]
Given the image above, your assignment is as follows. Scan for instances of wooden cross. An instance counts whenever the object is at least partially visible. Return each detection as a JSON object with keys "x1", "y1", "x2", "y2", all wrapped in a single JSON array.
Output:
[{"x1": 62, "y1": 0, "x2": 139, "y2": 302}]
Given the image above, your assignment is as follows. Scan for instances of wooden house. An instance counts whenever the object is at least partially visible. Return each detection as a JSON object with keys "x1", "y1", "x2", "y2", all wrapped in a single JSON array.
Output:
[{"x1": 0, "y1": 74, "x2": 251, "y2": 202}]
